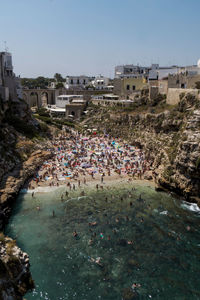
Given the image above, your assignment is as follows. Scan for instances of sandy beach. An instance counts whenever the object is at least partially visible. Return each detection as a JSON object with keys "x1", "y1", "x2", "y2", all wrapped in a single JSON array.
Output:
[{"x1": 27, "y1": 130, "x2": 153, "y2": 194}]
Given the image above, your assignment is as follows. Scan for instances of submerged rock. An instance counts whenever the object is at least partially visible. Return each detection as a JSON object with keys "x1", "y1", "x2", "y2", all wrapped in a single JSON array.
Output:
[
  {"x1": 127, "y1": 259, "x2": 140, "y2": 267},
  {"x1": 122, "y1": 287, "x2": 139, "y2": 300}
]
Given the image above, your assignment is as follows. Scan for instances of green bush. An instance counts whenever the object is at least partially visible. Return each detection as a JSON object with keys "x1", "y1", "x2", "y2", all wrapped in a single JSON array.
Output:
[{"x1": 37, "y1": 107, "x2": 50, "y2": 117}]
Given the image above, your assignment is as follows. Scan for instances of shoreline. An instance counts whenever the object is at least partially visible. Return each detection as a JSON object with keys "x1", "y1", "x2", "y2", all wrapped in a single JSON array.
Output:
[{"x1": 22, "y1": 176, "x2": 156, "y2": 194}]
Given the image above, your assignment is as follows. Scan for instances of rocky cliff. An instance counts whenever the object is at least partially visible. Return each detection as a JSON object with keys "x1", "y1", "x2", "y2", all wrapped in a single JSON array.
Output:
[
  {"x1": 0, "y1": 234, "x2": 34, "y2": 300},
  {"x1": 0, "y1": 98, "x2": 53, "y2": 299},
  {"x1": 0, "y1": 99, "x2": 53, "y2": 228},
  {"x1": 82, "y1": 94, "x2": 200, "y2": 204}
]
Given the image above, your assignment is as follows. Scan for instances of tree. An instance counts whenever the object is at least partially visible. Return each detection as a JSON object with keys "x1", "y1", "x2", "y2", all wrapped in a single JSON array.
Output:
[
  {"x1": 55, "y1": 82, "x2": 64, "y2": 89},
  {"x1": 54, "y1": 73, "x2": 65, "y2": 82}
]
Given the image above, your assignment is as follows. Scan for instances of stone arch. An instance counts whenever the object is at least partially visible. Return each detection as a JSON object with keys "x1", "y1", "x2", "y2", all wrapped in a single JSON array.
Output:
[
  {"x1": 30, "y1": 92, "x2": 39, "y2": 107},
  {"x1": 23, "y1": 92, "x2": 28, "y2": 105},
  {"x1": 71, "y1": 111, "x2": 75, "y2": 116},
  {"x1": 40, "y1": 92, "x2": 48, "y2": 107}
]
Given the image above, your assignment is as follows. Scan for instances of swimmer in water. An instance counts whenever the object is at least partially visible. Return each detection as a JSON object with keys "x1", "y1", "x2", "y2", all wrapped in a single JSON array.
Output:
[
  {"x1": 73, "y1": 230, "x2": 78, "y2": 237},
  {"x1": 127, "y1": 240, "x2": 133, "y2": 245},
  {"x1": 89, "y1": 222, "x2": 97, "y2": 226},
  {"x1": 100, "y1": 232, "x2": 104, "y2": 239},
  {"x1": 52, "y1": 210, "x2": 55, "y2": 217},
  {"x1": 132, "y1": 283, "x2": 141, "y2": 290},
  {"x1": 88, "y1": 239, "x2": 93, "y2": 245}
]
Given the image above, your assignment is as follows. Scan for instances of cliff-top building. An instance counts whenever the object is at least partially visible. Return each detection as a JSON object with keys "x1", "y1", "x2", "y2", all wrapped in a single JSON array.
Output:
[
  {"x1": 65, "y1": 75, "x2": 94, "y2": 90},
  {"x1": 0, "y1": 51, "x2": 21, "y2": 102}
]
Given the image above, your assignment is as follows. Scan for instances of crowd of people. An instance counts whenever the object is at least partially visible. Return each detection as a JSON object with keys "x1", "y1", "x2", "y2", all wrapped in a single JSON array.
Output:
[{"x1": 29, "y1": 131, "x2": 152, "y2": 190}]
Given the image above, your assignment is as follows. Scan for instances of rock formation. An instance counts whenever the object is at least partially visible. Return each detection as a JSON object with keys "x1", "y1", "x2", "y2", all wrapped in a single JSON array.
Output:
[
  {"x1": 83, "y1": 93, "x2": 200, "y2": 204},
  {"x1": 0, "y1": 234, "x2": 34, "y2": 300},
  {"x1": 0, "y1": 98, "x2": 53, "y2": 299}
]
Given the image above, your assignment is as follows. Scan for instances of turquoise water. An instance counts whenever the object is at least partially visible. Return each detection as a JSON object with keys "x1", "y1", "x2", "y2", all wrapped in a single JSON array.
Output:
[{"x1": 5, "y1": 182, "x2": 200, "y2": 300}]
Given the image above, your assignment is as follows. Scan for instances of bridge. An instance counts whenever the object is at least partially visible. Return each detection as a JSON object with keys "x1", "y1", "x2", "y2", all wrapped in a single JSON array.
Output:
[
  {"x1": 22, "y1": 89, "x2": 58, "y2": 107},
  {"x1": 22, "y1": 88, "x2": 113, "y2": 108}
]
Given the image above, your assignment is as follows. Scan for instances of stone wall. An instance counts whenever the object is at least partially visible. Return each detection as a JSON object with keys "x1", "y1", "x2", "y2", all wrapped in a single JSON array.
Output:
[
  {"x1": 66, "y1": 104, "x2": 85, "y2": 120},
  {"x1": 168, "y1": 74, "x2": 200, "y2": 89},
  {"x1": 166, "y1": 88, "x2": 200, "y2": 105}
]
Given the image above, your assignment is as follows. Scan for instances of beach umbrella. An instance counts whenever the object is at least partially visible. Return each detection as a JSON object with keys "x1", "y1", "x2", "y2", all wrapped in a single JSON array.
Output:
[{"x1": 81, "y1": 162, "x2": 92, "y2": 168}]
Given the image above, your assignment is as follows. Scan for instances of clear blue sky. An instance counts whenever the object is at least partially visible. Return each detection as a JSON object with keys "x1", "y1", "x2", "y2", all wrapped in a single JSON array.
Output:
[{"x1": 0, "y1": 0, "x2": 200, "y2": 78}]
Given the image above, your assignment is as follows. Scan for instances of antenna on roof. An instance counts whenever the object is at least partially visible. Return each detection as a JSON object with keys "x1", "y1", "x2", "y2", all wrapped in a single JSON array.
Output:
[{"x1": 4, "y1": 41, "x2": 8, "y2": 52}]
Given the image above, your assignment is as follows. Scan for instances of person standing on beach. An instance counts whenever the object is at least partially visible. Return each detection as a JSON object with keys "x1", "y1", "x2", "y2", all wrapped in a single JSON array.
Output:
[{"x1": 101, "y1": 175, "x2": 104, "y2": 183}]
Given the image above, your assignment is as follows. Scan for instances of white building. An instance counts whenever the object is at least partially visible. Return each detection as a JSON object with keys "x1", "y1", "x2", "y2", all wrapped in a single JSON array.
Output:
[
  {"x1": 65, "y1": 76, "x2": 94, "y2": 89},
  {"x1": 149, "y1": 64, "x2": 180, "y2": 80},
  {"x1": 56, "y1": 95, "x2": 83, "y2": 108},
  {"x1": 92, "y1": 75, "x2": 110, "y2": 90},
  {"x1": 115, "y1": 64, "x2": 149, "y2": 79},
  {"x1": 92, "y1": 94, "x2": 119, "y2": 101}
]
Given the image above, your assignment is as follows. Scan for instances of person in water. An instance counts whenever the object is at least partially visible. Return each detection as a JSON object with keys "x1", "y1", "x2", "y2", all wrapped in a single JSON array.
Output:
[
  {"x1": 132, "y1": 283, "x2": 141, "y2": 290},
  {"x1": 89, "y1": 222, "x2": 97, "y2": 226},
  {"x1": 73, "y1": 230, "x2": 78, "y2": 237},
  {"x1": 52, "y1": 210, "x2": 55, "y2": 217},
  {"x1": 127, "y1": 240, "x2": 133, "y2": 245},
  {"x1": 88, "y1": 239, "x2": 93, "y2": 245}
]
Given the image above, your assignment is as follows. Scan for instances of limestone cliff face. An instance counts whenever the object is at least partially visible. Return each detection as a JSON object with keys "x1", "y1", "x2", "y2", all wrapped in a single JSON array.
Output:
[
  {"x1": 0, "y1": 99, "x2": 53, "y2": 228},
  {"x1": 84, "y1": 95, "x2": 200, "y2": 203},
  {"x1": 0, "y1": 235, "x2": 34, "y2": 300},
  {"x1": 0, "y1": 99, "x2": 53, "y2": 299}
]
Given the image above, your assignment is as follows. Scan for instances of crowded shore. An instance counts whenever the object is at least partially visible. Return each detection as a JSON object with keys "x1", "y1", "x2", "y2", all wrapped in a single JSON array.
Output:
[{"x1": 28, "y1": 130, "x2": 153, "y2": 193}]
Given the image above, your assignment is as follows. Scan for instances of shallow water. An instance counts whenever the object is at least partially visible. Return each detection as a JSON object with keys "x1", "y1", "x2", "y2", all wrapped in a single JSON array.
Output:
[{"x1": 5, "y1": 182, "x2": 200, "y2": 300}]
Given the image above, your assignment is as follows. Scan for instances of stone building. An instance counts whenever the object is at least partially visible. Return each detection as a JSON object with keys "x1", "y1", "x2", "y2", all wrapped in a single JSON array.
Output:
[
  {"x1": 168, "y1": 73, "x2": 200, "y2": 89},
  {"x1": 113, "y1": 77, "x2": 148, "y2": 99},
  {"x1": 115, "y1": 64, "x2": 149, "y2": 79},
  {"x1": 149, "y1": 79, "x2": 168, "y2": 99},
  {"x1": 0, "y1": 51, "x2": 18, "y2": 102},
  {"x1": 65, "y1": 99, "x2": 86, "y2": 120}
]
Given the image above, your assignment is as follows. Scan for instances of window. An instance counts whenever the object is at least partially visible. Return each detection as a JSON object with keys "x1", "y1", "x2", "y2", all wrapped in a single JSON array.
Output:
[
  {"x1": 132, "y1": 85, "x2": 135, "y2": 90},
  {"x1": 83, "y1": 79, "x2": 86, "y2": 84},
  {"x1": 176, "y1": 80, "x2": 179, "y2": 84},
  {"x1": 77, "y1": 79, "x2": 80, "y2": 84},
  {"x1": 127, "y1": 84, "x2": 130, "y2": 90},
  {"x1": 70, "y1": 79, "x2": 73, "y2": 84}
]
